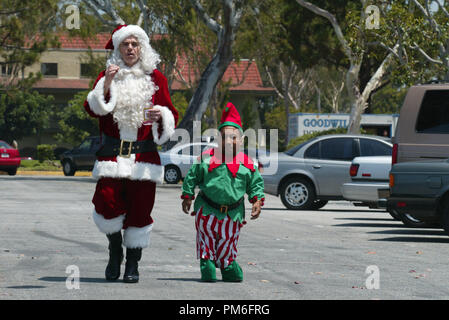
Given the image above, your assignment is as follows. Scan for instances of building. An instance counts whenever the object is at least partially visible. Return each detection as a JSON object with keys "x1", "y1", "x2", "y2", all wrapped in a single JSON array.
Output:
[{"x1": 12, "y1": 33, "x2": 275, "y2": 150}]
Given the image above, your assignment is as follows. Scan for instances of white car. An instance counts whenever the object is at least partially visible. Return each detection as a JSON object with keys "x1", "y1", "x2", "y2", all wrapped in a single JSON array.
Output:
[
  {"x1": 159, "y1": 142, "x2": 217, "y2": 184},
  {"x1": 341, "y1": 155, "x2": 391, "y2": 206}
]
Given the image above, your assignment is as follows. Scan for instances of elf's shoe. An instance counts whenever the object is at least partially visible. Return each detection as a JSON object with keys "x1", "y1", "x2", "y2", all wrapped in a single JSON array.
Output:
[
  {"x1": 221, "y1": 260, "x2": 243, "y2": 282},
  {"x1": 105, "y1": 231, "x2": 124, "y2": 281},
  {"x1": 123, "y1": 248, "x2": 142, "y2": 283},
  {"x1": 200, "y1": 258, "x2": 217, "y2": 282}
]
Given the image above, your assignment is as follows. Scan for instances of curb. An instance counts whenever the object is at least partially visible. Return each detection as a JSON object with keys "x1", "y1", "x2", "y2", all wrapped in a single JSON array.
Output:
[{"x1": 5, "y1": 171, "x2": 183, "y2": 188}]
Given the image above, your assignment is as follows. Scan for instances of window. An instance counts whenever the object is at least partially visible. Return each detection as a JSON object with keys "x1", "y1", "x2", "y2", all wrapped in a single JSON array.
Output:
[
  {"x1": 360, "y1": 139, "x2": 392, "y2": 156},
  {"x1": 41, "y1": 63, "x2": 57, "y2": 76},
  {"x1": 304, "y1": 142, "x2": 320, "y2": 159},
  {"x1": 78, "y1": 139, "x2": 92, "y2": 152},
  {"x1": 0, "y1": 141, "x2": 12, "y2": 149},
  {"x1": 1, "y1": 64, "x2": 12, "y2": 76},
  {"x1": 320, "y1": 138, "x2": 356, "y2": 161},
  {"x1": 416, "y1": 90, "x2": 449, "y2": 133},
  {"x1": 80, "y1": 64, "x2": 91, "y2": 78}
]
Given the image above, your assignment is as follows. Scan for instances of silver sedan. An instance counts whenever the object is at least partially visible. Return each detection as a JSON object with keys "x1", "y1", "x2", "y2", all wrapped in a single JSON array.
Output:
[
  {"x1": 159, "y1": 142, "x2": 217, "y2": 184},
  {"x1": 261, "y1": 134, "x2": 392, "y2": 210}
]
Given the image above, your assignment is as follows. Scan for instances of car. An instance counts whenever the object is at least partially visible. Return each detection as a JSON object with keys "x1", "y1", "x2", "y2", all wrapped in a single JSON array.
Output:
[
  {"x1": 341, "y1": 156, "x2": 391, "y2": 205},
  {"x1": 59, "y1": 136, "x2": 101, "y2": 176},
  {"x1": 159, "y1": 142, "x2": 218, "y2": 184},
  {"x1": 262, "y1": 134, "x2": 392, "y2": 210},
  {"x1": 387, "y1": 159, "x2": 449, "y2": 230},
  {"x1": 0, "y1": 140, "x2": 21, "y2": 175},
  {"x1": 341, "y1": 155, "x2": 400, "y2": 220},
  {"x1": 393, "y1": 83, "x2": 449, "y2": 165}
]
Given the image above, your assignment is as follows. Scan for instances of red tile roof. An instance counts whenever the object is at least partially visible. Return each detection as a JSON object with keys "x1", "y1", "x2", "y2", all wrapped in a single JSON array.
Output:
[
  {"x1": 33, "y1": 78, "x2": 91, "y2": 90},
  {"x1": 33, "y1": 33, "x2": 274, "y2": 93}
]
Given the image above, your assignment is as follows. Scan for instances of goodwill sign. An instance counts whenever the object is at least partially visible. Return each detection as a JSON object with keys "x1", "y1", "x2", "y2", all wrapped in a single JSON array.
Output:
[{"x1": 288, "y1": 113, "x2": 398, "y2": 139}]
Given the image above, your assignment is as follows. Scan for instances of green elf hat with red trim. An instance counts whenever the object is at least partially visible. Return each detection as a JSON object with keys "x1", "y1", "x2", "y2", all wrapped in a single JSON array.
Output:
[{"x1": 218, "y1": 102, "x2": 243, "y2": 133}]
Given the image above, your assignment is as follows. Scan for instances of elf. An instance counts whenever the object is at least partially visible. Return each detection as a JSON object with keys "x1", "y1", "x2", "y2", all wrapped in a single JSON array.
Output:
[{"x1": 181, "y1": 102, "x2": 265, "y2": 282}]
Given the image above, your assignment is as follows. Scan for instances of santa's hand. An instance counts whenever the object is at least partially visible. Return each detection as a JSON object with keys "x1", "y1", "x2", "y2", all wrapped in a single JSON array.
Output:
[
  {"x1": 147, "y1": 108, "x2": 162, "y2": 122},
  {"x1": 104, "y1": 64, "x2": 120, "y2": 95},
  {"x1": 182, "y1": 198, "x2": 192, "y2": 214},
  {"x1": 250, "y1": 200, "x2": 261, "y2": 220}
]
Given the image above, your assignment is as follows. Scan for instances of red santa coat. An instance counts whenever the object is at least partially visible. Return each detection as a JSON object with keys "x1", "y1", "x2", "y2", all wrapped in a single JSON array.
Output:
[{"x1": 84, "y1": 69, "x2": 178, "y2": 184}]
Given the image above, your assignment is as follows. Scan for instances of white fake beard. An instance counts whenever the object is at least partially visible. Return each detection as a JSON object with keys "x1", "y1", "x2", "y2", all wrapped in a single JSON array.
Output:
[{"x1": 112, "y1": 63, "x2": 157, "y2": 131}]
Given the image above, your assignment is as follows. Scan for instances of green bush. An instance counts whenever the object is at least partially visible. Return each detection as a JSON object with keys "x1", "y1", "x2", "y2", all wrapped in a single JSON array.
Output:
[{"x1": 37, "y1": 144, "x2": 56, "y2": 162}]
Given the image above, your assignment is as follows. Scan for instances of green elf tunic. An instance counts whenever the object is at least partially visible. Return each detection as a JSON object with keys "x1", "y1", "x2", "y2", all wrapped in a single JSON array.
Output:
[{"x1": 181, "y1": 149, "x2": 265, "y2": 223}]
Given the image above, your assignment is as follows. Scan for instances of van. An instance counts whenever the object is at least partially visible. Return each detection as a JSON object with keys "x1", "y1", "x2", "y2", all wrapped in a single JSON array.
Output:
[{"x1": 393, "y1": 84, "x2": 449, "y2": 164}]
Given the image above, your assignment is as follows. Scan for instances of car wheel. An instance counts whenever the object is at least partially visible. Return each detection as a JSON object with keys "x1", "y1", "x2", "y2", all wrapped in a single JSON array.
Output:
[
  {"x1": 392, "y1": 209, "x2": 436, "y2": 228},
  {"x1": 164, "y1": 165, "x2": 181, "y2": 184},
  {"x1": 387, "y1": 209, "x2": 401, "y2": 221},
  {"x1": 7, "y1": 168, "x2": 17, "y2": 176},
  {"x1": 310, "y1": 199, "x2": 328, "y2": 210},
  {"x1": 62, "y1": 160, "x2": 76, "y2": 176},
  {"x1": 280, "y1": 177, "x2": 316, "y2": 210}
]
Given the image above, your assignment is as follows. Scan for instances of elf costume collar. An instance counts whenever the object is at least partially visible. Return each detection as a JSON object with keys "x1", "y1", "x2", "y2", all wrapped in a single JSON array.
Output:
[{"x1": 207, "y1": 148, "x2": 255, "y2": 177}]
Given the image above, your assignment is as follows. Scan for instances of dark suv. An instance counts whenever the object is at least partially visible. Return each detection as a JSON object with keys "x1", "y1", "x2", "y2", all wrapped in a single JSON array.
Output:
[{"x1": 59, "y1": 136, "x2": 100, "y2": 176}]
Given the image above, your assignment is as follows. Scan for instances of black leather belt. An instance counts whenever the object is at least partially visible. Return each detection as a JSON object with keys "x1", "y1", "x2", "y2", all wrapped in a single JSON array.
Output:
[
  {"x1": 199, "y1": 191, "x2": 244, "y2": 214},
  {"x1": 96, "y1": 134, "x2": 157, "y2": 158}
]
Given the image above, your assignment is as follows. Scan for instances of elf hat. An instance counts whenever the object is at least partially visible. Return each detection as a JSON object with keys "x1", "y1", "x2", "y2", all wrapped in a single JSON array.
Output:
[
  {"x1": 104, "y1": 24, "x2": 150, "y2": 50},
  {"x1": 218, "y1": 102, "x2": 243, "y2": 133}
]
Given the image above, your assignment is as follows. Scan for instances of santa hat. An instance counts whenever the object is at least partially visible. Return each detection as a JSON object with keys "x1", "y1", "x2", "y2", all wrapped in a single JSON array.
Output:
[
  {"x1": 105, "y1": 24, "x2": 150, "y2": 50},
  {"x1": 218, "y1": 102, "x2": 243, "y2": 132}
]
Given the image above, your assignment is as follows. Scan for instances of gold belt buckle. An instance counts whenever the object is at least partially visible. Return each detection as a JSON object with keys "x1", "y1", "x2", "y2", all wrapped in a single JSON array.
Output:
[
  {"x1": 220, "y1": 205, "x2": 228, "y2": 214},
  {"x1": 119, "y1": 140, "x2": 133, "y2": 158}
]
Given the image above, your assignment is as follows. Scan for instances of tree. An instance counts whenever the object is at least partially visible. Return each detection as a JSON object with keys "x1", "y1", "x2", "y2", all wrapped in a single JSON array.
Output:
[
  {"x1": 0, "y1": 90, "x2": 55, "y2": 143},
  {"x1": 295, "y1": 0, "x2": 407, "y2": 134},
  {"x1": 54, "y1": 91, "x2": 99, "y2": 146},
  {"x1": 0, "y1": 0, "x2": 60, "y2": 89}
]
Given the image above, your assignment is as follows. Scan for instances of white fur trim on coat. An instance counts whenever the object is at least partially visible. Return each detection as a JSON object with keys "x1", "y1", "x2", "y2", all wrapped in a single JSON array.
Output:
[
  {"x1": 86, "y1": 76, "x2": 117, "y2": 116},
  {"x1": 151, "y1": 105, "x2": 175, "y2": 145},
  {"x1": 93, "y1": 210, "x2": 125, "y2": 235},
  {"x1": 123, "y1": 224, "x2": 153, "y2": 248},
  {"x1": 112, "y1": 25, "x2": 149, "y2": 51},
  {"x1": 92, "y1": 154, "x2": 164, "y2": 183}
]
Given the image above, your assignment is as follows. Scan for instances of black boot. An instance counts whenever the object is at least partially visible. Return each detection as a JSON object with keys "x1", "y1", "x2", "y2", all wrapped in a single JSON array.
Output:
[
  {"x1": 123, "y1": 248, "x2": 142, "y2": 283},
  {"x1": 105, "y1": 232, "x2": 123, "y2": 281}
]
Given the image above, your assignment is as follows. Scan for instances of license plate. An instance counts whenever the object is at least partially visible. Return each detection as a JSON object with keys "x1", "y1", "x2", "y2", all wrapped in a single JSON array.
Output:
[{"x1": 1, "y1": 153, "x2": 9, "y2": 158}]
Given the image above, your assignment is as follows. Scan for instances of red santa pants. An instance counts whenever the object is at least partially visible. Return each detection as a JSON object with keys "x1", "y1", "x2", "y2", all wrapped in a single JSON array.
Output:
[
  {"x1": 195, "y1": 207, "x2": 243, "y2": 269},
  {"x1": 92, "y1": 177, "x2": 156, "y2": 230}
]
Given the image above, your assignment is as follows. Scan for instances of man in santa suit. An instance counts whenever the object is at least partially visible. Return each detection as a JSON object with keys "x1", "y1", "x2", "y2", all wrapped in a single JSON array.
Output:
[{"x1": 84, "y1": 24, "x2": 178, "y2": 283}]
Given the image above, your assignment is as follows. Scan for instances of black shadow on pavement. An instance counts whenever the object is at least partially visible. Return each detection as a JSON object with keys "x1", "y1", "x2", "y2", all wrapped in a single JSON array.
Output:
[
  {"x1": 157, "y1": 277, "x2": 203, "y2": 283},
  {"x1": 369, "y1": 237, "x2": 449, "y2": 243},
  {"x1": 368, "y1": 229, "x2": 447, "y2": 237},
  {"x1": 334, "y1": 217, "x2": 395, "y2": 222},
  {"x1": 39, "y1": 276, "x2": 113, "y2": 284},
  {"x1": 332, "y1": 222, "x2": 403, "y2": 228},
  {"x1": 7, "y1": 285, "x2": 46, "y2": 289}
]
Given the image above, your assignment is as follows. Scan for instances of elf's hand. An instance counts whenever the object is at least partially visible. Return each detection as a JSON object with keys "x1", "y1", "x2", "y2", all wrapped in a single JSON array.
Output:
[
  {"x1": 251, "y1": 200, "x2": 261, "y2": 220},
  {"x1": 182, "y1": 198, "x2": 192, "y2": 214}
]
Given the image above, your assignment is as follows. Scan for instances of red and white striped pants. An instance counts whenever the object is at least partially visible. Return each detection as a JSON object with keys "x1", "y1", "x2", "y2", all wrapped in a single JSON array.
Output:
[{"x1": 195, "y1": 207, "x2": 243, "y2": 269}]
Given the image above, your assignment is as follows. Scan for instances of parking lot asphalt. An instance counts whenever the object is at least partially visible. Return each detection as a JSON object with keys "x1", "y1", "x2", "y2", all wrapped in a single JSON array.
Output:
[{"x1": 1, "y1": 175, "x2": 449, "y2": 301}]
